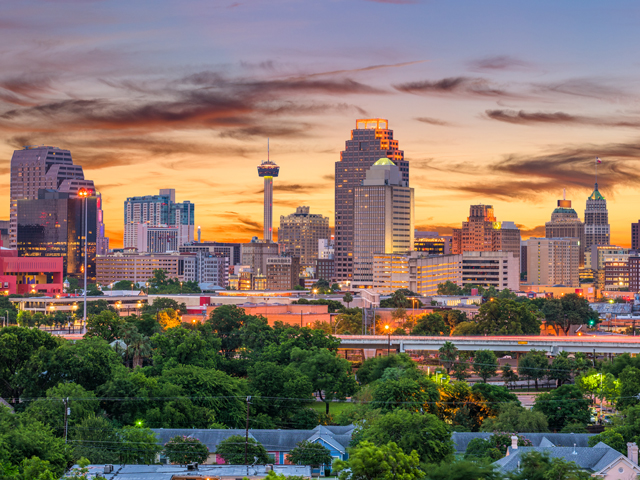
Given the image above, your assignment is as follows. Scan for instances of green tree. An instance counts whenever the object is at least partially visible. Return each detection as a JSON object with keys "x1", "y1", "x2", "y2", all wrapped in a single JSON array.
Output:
[
  {"x1": 470, "y1": 383, "x2": 520, "y2": 417},
  {"x1": 465, "y1": 432, "x2": 532, "y2": 459},
  {"x1": 501, "y1": 363, "x2": 518, "y2": 389},
  {"x1": 451, "y1": 321, "x2": 478, "y2": 336},
  {"x1": 424, "y1": 459, "x2": 502, "y2": 480},
  {"x1": 452, "y1": 352, "x2": 471, "y2": 381},
  {"x1": 0, "y1": 327, "x2": 59, "y2": 398},
  {"x1": 358, "y1": 409, "x2": 454, "y2": 465},
  {"x1": 113, "y1": 280, "x2": 135, "y2": 290},
  {"x1": 372, "y1": 376, "x2": 439, "y2": 414},
  {"x1": 438, "y1": 342, "x2": 458, "y2": 374},
  {"x1": 509, "y1": 450, "x2": 591, "y2": 480},
  {"x1": 617, "y1": 365, "x2": 640, "y2": 410},
  {"x1": 0, "y1": 297, "x2": 18, "y2": 324},
  {"x1": 290, "y1": 347, "x2": 357, "y2": 415},
  {"x1": 17, "y1": 336, "x2": 123, "y2": 397},
  {"x1": 474, "y1": 299, "x2": 542, "y2": 335},
  {"x1": 473, "y1": 350, "x2": 498, "y2": 383},
  {"x1": 121, "y1": 325, "x2": 152, "y2": 369},
  {"x1": 548, "y1": 352, "x2": 573, "y2": 387},
  {"x1": 356, "y1": 354, "x2": 420, "y2": 385},
  {"x1": 518, "y1": 349, "x2": 548, "y2": 390},
  {"x1": 215, "y1": 435, "x2": 269, "y2": 465},
  {"x1": 202, "y1": 305, "x2": 254, "y2": 358},
  {"x1": 440, "y1": 310, "x2": 468, "y2": 330},
  {"x1": 142, "y1": 297, "x2": 188, "y2": 315},
  {"x1": 119, "y1": 427, "x2": 161, "y2": 464},
  {"x1": 287, "y1": 441, "x2": 332, "y2": 466},
  {"x1": 437, "y1": 281, "x2": 462, "y2": 296},
  {"x1": 85, "y1": 310, "x2": 124, "y2": 342},
  {"x1": 24, "y1": 382, "x2": 98, "y2": 428},
  {"x1": 480, "y1": 402, "x2": 549, "y2": 433},
  {"x1": 343, "y1": 292, "x2": 353, "y2": 308},
  {"x1": 412, "y1": 313, "x2": 449, "y2": 336},
  {"x1": 71, "y1": 415, "x2": 120, "y2": 464},
  {"x1": 333, "y1": 441, "x2": 424, "y2": 480},
  {"x1": 587, "y1": 429, "x2": 626, "y2": 454},
  {"x1": 150, "y1": 327, "x2": 220, "y2": 372},
  {"x1": 19, "y1": 456, "x2": 57, "y2": 480},
  {"x1": 164, "y1": 435, "x2": 209, "y2": 464},
  {"x1": 533, "y1": 385, "x2": 590, "y2": 431}
]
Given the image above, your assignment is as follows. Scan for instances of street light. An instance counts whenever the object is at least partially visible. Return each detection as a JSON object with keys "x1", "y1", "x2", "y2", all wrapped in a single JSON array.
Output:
[
  {"x1": 384, "y1": 324, "x2": 390, "y2": 356},
  {"x1": 180, "y1": 281, "x2": 183, "y2": 294},
  {"x1": 77, "y1": 187, "x2": 91, "y2": 333},
  {"x1": 145, "y1": 282, "x2": 149, "y2": 295}
]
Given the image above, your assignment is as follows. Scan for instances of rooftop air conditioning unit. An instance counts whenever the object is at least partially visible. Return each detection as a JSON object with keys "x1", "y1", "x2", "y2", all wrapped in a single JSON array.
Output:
[{"x1": 104, "y1": 465, "x2": 114, "y2": 474}]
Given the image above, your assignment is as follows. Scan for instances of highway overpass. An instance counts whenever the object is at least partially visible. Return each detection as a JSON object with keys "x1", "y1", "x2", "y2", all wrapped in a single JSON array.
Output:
[{"x1": 336, "y1": 335, "x2": 640, "y2": 355}]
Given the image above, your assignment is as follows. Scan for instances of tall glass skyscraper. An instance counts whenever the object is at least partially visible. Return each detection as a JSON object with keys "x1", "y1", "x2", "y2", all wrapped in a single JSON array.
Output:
[
  {"x1": 10, "y1": 145, "x2": 107, "y2": 252},
  {"x1": 334, "y1": 119, "x2": 408, "y2": 282},
  {"x1": 17, "y1": 190, "x2": 100, "y2": 280}
]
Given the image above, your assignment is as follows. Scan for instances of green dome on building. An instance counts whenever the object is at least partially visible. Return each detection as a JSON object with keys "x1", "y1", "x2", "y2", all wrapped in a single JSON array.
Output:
[{"x1": 373, "y1": 157, "x2": 396, "y2": 166}]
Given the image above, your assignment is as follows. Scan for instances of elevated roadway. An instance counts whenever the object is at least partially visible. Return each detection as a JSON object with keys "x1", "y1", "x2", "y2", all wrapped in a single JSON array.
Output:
[{"x1": 336, "y1": 335, "x2": 640, "y2": 355}]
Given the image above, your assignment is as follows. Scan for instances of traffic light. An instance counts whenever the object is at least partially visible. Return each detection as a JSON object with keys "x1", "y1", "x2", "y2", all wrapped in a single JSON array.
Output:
[{"x1": 588, "y1": 319, "x2": 596, "y2": 327}]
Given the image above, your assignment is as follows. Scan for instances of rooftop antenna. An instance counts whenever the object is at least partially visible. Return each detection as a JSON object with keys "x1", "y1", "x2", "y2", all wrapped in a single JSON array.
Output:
[{"x1": 268, "y1": 138, "x2": 270, "y2": 161}]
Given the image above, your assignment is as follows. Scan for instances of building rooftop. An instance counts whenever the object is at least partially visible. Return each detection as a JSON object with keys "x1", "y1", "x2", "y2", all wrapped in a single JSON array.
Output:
[
  {"x1": 588, "y1": 184, "x2": 605, "y2": 201},
  {"x1": 373, "y1": 157, "x2": 396, "y2": 166}
]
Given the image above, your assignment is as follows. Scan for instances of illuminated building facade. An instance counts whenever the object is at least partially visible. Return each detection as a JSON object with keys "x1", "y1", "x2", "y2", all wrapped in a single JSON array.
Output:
[
  {"x1": 278, "y1": 206, "x2": 330, "y2": 270},
  {"x1": 526, "y1": 237, "x2": 580, "y2": 287},
  {"x1": 545, "y1": 196, "x2": 585, "y2": 267},
  {"x1": 452, "y1": 205, "x2": 520, "y2": 261},
  {"x1": 241, "y1": 240, "x2": 279, "y2": 275},
  {"x1": 353, "y1": 158, "x2": 414, "y2": 288},
  {"x1": 9, "y1": 145, "x2": 107, "y2": 252},
  {"x1": 17, "y1": 190, "x2": 100, "y2": 280},
  {"x1": 584, "y1": 184, "x2": 610, "y2": 250},
  {"x1": 372, "y1": 252, "x2": 462, "y2": 297},
  {"x1": 0, "y1": 238, "x2": 64, "y2": 296},
  {"x1": 461, "y1": 251, "x2": 519, "y2": 291},
  {"x1": 257, "y1": 147, "x2": 280, "y2": 242},
  {"x1": 604, "y1": 254, "x2": 630, "y2": 291},
  {"x1": 632, "y1": 221, "x2": 640, "y2": 251},
  {"x1": 335, "y1": 119, "x2": 409, "y2": 282},
  {"x1": 124, "y1": 189, "x2": 194, "y2": 249},
  {"x1": 96, "y1": 251, "x2": 197, "y2": 285}
]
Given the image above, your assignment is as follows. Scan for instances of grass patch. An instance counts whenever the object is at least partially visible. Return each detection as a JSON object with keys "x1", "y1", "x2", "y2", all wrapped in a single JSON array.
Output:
[{"x1": 309, "y1": 401, "x2": 352, "y2": 416}]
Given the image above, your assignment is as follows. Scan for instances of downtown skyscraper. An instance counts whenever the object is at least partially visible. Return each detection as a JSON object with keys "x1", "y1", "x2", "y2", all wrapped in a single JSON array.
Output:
[
  {"x1": 584, "y1": 183, "x2": 610, "y2": 250},
  {"x1": 334, "y1": 119, "x2": 409, "y2": 282}
]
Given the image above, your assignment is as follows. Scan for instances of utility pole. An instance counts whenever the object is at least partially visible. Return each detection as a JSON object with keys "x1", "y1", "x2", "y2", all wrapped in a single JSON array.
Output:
[
  {"x1": 63, "y1": 397, "x2": 70, "y2": 443},
  {"x1": 245, "y1": 395, "x2": 251, "y2": 471}
]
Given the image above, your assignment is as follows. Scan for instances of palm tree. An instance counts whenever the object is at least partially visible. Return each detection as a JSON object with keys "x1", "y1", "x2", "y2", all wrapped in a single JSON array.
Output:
[{"x1": 121, "y1": 325, "x2": 152, "y2": 368}]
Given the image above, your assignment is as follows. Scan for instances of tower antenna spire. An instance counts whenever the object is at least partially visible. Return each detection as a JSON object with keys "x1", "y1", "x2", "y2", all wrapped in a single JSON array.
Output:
[
  {"x1": 268, "y1": 138, "x2": 269, "y2": 161},
  {"x1": 563, "y1": 188, "x2": 566, "y2": 201}
]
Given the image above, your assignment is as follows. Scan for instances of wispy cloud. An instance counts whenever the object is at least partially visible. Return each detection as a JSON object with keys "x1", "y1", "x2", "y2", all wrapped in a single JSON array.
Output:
[
  {"x1": 415, "y1": 116, "x2": 453, "y2": 126},
  {"x1": 394, "y1": 76, "x2": 522, "y2": 99},
  {"x1": 485, "y1": 109, "x2": 640, "y2": 128},
  {"x1": 468, "y1": 55, "x2": 533, "y2": 72}
]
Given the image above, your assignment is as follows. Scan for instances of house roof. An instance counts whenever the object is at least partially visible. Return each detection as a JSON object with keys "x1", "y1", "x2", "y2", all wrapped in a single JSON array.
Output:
[
  {"x1": 72, "y1": 464, "x2": 312, "y2": 480},
  {"x1": 151, "y1": 426, "x2": 354, "y2": 454},
  {"x1": 494, "y1": 445, "x2": 622, "y2": 473},
  {"x1": 452, "y1": 432, "x2": 594, "y2": 454}
]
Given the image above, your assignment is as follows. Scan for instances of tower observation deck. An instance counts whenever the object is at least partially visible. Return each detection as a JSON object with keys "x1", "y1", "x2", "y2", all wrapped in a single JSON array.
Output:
[{"x1": 257, "y1": 147, "x2": 279, "y2": 242}]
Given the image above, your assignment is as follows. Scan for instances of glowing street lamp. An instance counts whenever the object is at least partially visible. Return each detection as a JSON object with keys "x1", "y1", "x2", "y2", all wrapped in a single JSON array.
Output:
[
  {"x1": 385, "y1": 324, "x2": 390, "y2": 356},
  {"x1": 77, "y1": 187, "x2": 92, "y2": 333}
]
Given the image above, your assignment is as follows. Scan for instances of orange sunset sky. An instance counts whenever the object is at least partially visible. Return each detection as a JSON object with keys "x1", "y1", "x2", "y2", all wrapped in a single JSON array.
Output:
[{"x1": 1, "y1": 1, "x2": 640, "y2": 248}]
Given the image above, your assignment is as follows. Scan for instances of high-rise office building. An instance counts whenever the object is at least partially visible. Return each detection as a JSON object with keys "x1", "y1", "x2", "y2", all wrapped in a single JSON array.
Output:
[
  {"x1": 526, "y1": 237, "x2": 580, "y2": 287},
  {"x1": 17, "y1": 190, "x2": 101, "y2": 280},
  {"x1": 278, "y1": 206, "x2": 330, "y2": 270},
  {"x1": 352, "y1": 158, "x2": 414, "y2": 287},
  {"x1": 257, "y1": 146, "x2": 279, "y2": 242},
  {"x1": 603, "y1": 253, "x2": 630, "y2": 291},
  {"x1": 545, "y1": 195, "x2": 585, "y2": 267},
  {"x1": 452, "y1": 205, "x2": 521, "y2": 260},
  {"x1": 123, "y1": 189, "x2": 194, "y2": 249},
  {"x1": 241, "y1": 239, "x2": 279, "y2": 275},
  {"x1": 335, "y1": 118, "x2": 409, "y2": 282},
  {"x1": 0, "y1": 220, "x2": 9, "y2": 248},
  {"x1": 96, "y1": 251, "x2": 198, "y2": 285},
  {"x1": 584, "y1": 183, "x2": 610, "y2": 250},
  {"x1": 632, "y1": 221, "x2": 640, "y2": 251},
  {"x1": 9, "y1": 145, "x2": 107, "y2": 252},
  {"x1": 137, "y1": 224, "x2": 185, "y2": 253},
  {"x1": 266, "y1": 257, "x2": 300, "y2": 290},
  {"x1": 373, "y1": 252, "x2": 462, "y2": 297},
  {"x1": 461, "y1": 251, "x2": 519, "y2": 291},
  {"x1": 414, "y1": 232, "x2": 452, "y2": 255}
]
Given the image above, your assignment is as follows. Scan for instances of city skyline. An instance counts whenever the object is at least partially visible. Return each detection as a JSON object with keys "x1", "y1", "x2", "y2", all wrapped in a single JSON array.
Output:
[{"x1": 1, "y1": 1, "x2": 640, "y2": 247}]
